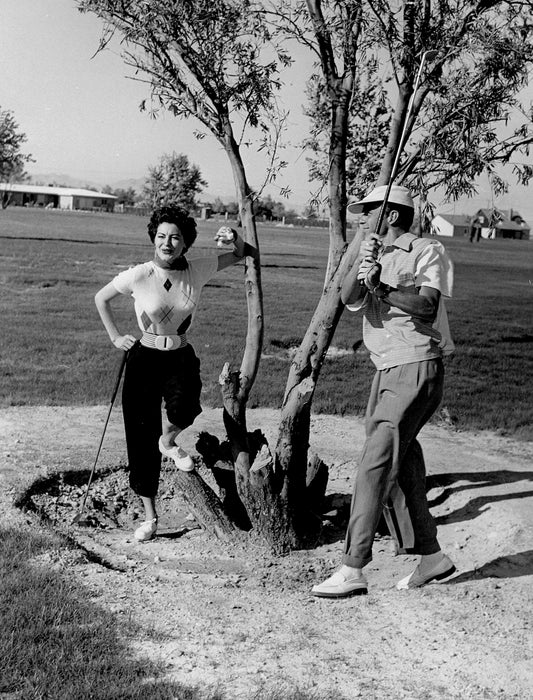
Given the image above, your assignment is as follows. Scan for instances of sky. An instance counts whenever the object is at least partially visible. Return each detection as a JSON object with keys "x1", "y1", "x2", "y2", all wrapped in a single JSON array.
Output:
[
  {"x1": 0, "y1": 0, "x2": 317, "y2": 210},
  {"x1": 2, "y1": 0, "x2": 533, "y2": 219}
]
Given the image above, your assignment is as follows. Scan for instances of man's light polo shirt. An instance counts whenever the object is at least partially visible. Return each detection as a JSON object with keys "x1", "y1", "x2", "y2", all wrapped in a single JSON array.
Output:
[{"x1": 348, "y1": 233, "x2": 454, "y2": 370}]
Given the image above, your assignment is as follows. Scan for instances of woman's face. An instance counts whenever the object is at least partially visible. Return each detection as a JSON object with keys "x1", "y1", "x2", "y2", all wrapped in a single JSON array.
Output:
[{"x1": 154, "y1": 222, "x2": 186, "y2": 265}]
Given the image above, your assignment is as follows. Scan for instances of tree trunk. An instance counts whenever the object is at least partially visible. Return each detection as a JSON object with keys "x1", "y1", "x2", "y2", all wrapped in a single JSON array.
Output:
[
  {"x1": 326, "y1": 83, "x2": 352, "y2": 278},
  {"x1": 199, "y1": 119, "x2": 301, "y2": 552},
  {"x1": 195, "y1": 116, "x2": 339, "y2": 552},
  {"x1": 273, "y1": 68, "x2": 362, "y2": 541},
  {"x1": 195, "y1": 431, "x2": 251, "y2": 530},
  {"x1": 172, "y1": 469, "x2": 237, "y2": 540},
  {"x1": 170, "y1": 110, "x2": 329, "y2": 553},
  {"x1": 274, "y1": 226, "x2": 364, "y2": 524},
  {"x1": 377, "y1": 88, "x2": 410, "y2": 186}
]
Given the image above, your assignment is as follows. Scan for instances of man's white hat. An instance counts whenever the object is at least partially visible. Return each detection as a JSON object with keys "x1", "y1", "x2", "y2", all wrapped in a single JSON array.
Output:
[{"x1": 347, "y1": 185, "x2": 414, "y2": 214}]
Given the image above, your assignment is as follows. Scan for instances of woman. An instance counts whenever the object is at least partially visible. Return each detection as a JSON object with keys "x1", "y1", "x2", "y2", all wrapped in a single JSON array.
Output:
[{"x1": 95, "y1": 205, "x2": 244, "y2": 541}]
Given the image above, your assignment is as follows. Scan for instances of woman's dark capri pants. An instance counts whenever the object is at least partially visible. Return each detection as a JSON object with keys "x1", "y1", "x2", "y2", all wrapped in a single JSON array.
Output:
[{"x1": 122, "y1": 342, "x2": 202, "y2": 498}]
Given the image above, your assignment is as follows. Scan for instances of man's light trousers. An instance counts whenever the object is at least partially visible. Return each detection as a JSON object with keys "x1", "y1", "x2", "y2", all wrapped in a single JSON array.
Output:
[{"x1": 342, "y1": 358, "x2": 444, "y2": 568}]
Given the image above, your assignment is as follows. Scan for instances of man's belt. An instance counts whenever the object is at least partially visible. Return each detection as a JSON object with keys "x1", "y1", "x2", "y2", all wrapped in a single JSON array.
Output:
[{"x1": 140, "y1": 332, "x2": 188, "y2": 351}]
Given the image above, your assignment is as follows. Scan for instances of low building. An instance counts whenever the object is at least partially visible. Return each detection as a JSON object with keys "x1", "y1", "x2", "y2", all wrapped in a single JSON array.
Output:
[
  {"x1": 0, "y1": 183, "x2": 117, "y2": 212},
  {"x1": 432, "y1": 209, "x2": 530, "y2": 240},
  {"x1": 431, "y1": 213, "x2": 471, "y2": 237},
  {"x1": 473, "y1": 208, "x2": 530, "y2": 240},
  {"x1": 494, "y1": 219, "x2": 530, "y2": 239}
]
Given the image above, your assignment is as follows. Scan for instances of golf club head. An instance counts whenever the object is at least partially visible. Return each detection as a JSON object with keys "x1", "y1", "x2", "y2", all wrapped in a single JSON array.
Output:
[
  {"x1": 71, "y1": 511, "x2": 85, "y2": 525},
  {"x1": 71, "y1": 511, "x2": 96, "y2": 527},
  {"x1": 422, "y1": 49, "x2": 438, "y2": 62}
]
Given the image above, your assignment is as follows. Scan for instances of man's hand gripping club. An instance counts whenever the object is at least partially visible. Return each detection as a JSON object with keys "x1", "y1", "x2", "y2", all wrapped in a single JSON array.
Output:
[
  {"x1": 355, "y1": 233, "x2": 441, "y2": 321},
  {"x1": 340, "y1": 234, "x2": 385, "y2": 306},
  {"x1": 357, "y1": 234, "x2": 384, "y2": 294}
]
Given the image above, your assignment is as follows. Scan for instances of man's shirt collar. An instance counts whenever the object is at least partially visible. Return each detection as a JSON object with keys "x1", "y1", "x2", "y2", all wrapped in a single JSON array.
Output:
[{"x1": 392, "y1": 232, "x2": 418, "y2": 252}]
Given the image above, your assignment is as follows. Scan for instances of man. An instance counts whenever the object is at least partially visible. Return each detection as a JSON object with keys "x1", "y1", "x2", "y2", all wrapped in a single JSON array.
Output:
[
  {"x1": 469, "y1": 216, "x2": 482, "y2": 243},
  {"x1": 312, "y1": 185, "x2": 456, "y2": 598}
]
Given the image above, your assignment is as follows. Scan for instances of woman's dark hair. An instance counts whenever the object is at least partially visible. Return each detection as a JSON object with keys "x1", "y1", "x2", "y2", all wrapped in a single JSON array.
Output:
[{"x1": 147, "y1": 205, "x2": 197, "y2": 251}]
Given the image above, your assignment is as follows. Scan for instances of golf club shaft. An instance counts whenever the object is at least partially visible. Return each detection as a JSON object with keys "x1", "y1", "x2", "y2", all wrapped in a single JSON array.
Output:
[
  {"x1": 360, "y1": 50, "x2": 436, "y2": 278},
  {"x1": 78, "y1": 350, "x2": 128, "y2": 512}
]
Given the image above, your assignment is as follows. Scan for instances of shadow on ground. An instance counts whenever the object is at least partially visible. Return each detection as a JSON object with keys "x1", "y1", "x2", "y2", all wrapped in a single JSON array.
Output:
[
  {"x1": 445, "y1": 550, "x2": 533, "y2": 583},
  {"x1": 426, "y1": 470, "x2": 533, "y2": 525},
  {"x1": 319, "y1": 470, "x2": 533, "y2": 552}
]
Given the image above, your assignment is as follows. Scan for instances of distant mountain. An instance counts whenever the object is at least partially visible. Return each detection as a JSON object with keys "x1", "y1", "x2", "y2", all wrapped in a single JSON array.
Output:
[
  {"x1": 28, "y1": 173, "x2": 105, "y2": 189},
  {"x1": 200, "y1": 192, "x2": 236, "y2": 204},
  {"x1": 109, "y1": 177, "x2": 146, "y2": 192}
]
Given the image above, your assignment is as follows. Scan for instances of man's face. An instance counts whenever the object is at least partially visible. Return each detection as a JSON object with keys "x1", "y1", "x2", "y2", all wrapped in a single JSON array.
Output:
[{"x1": 359, "y1": 202, "x2": 388, "y2": 238}]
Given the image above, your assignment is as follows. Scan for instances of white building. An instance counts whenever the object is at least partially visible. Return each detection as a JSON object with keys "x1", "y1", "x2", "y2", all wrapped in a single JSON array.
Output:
[
  {"x1": 432, "y1": 209, "x2": 530, "y2": 240},
  {"x1": 431, "y1": 214, "x2": 471, "y2": 237},
  {"x1": 0, "y1": 183, "x2": 117, "y2": 212}
]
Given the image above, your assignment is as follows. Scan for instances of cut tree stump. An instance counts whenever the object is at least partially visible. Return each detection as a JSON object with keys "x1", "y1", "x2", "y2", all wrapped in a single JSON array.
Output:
[{"x1": 171, "y1": 468, "x2": 236, "y2": 540}]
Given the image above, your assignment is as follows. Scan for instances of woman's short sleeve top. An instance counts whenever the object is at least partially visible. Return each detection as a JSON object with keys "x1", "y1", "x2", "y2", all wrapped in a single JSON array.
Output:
[{"x1": 112, "y1": 257, "x2": 218, "y2": 336}]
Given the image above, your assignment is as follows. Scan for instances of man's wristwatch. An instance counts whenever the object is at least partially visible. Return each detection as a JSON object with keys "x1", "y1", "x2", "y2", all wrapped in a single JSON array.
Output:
[{"x1": 373, "y1": 283, "x2": 392, "y2": 299}]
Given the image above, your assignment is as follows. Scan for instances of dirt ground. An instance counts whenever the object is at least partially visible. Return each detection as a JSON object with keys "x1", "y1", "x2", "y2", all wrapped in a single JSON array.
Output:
[{"x1": 1, "y1": 405, "x2": 532, "y2": 699}]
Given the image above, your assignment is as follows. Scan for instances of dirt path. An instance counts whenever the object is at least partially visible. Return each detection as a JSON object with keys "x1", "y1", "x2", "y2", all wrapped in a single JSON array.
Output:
[{"x1": 1, "y1": 406, "x2": 532, "y2": 699}]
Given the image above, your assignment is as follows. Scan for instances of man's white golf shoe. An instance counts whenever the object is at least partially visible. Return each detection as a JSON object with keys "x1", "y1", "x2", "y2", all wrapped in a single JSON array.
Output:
[
  {"x1": 311, "y1": 570, "x2": 368, "y2": 598},
  {"x1": 397, "y1": 553, "x2": 456, "y2": 590}
]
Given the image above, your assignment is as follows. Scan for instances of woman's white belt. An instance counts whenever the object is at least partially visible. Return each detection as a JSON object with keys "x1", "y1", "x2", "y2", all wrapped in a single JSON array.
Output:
[{"x1": 140, "y1": 332, "x2": 188, "y2": 351}]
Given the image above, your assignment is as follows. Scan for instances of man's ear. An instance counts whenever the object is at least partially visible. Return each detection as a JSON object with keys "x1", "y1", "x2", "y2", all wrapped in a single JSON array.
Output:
[{"x1": 387, "y1": 208, "x2": 399, "y2": 225}]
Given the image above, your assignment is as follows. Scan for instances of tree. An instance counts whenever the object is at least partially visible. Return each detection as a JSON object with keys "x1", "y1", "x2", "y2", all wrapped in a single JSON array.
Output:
[
  {"x1": 103, "y1": 184, "x2": 138, "y2": 206},
  {"x1": 271, "y1": 199, "x2": 288, "y2": 220},
  {"x1": 225, "y1": 200, "x2": 240, "y2": 216},
  {"x1": 264, "y1": 0, "x2": 533, "y2": 541},
  {"x1": 302, "y1": 202, "x2": 318, "y2": 219},
  {"x1": 77, "y1": 0, "x2": 308, "y2": 551},
  {"x1": 141, "y1": 152, "x2": 207, "y2": 209},
  {"x1": 0, "y1": 107, "x2": 32, "y2": 209},
  {"x1": 114, "y1": 187, "x2": 138, "y2": 206},
  {"x1": 302, "y1": 0, "x2": 533, "y2": 216},
  {"x1": 211, "y1": 196, "x2": 227, "y2": 214},
  {"x1": 255, "y1": 193, "x2": 287, "y2": 220},
  {"x1": 303, "y1": 66, "x2": 392, "y2": 203}
]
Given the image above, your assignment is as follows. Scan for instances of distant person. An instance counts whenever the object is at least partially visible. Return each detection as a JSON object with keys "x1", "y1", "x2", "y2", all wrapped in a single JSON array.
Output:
[
  {"x1": 469, "y1": 216, "x2": 482, "y2": 243},
  {"x1": 95, "y1": 205, "x2": 246, "y2": 542},
  {"x1": 312, "y1": 185, "x2": 456, "y2": 598}
]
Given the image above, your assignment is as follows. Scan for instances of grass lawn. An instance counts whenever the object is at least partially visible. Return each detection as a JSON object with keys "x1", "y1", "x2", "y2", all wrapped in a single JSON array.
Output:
[
  {"x1": 1, "y1": 207, "x2": 531, "y2": 438},
  {"x1": 0, "y1": 525, "x2": 214, "y2": 699}
]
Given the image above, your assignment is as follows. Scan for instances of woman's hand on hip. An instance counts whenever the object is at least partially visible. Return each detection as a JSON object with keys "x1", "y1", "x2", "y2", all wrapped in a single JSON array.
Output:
[{"x1": 113, "y1": 334, "x2": 137, "y2": 351}]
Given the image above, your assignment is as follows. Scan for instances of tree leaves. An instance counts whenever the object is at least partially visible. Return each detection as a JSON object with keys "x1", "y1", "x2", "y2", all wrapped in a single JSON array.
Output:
[
  {"x1": 76, "y1": 0, "x2": 284, "y2": 140},
  {"x1": 301, "y1": 0, "x2": 533, "y2": 213},
  {"x1": 0, "y1": 107, "x2": 33, "y2": 184},
  {"x1": 141, "y1": 152, "x2": 207, "y2": 209}
]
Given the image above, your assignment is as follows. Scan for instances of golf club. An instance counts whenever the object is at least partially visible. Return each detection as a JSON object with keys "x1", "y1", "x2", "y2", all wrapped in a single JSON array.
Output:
[
  {"x1": 71, "y1": 350, "x2": 128, "y2": 525},
  {"x1": 360, "y1": 49, "x2": 438, "y2": 278}
]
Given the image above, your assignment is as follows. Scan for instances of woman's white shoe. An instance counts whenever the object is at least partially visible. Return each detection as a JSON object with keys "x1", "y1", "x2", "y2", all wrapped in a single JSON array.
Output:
[
  {"x1": 134, "y1": 517, "x2": 158, "y2": 542},
  {"x1": 158, "y1": 437, "x2": 194, "y2": 471}
]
